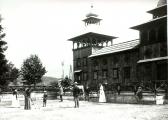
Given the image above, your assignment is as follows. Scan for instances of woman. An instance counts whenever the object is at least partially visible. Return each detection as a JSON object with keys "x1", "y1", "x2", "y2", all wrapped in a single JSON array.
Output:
[
  {"x1": 99, "y1": 84, "x2": 106, "y2": 103},
  {"x1": 24, "y1": 88, "x2": 31, "y2": 110},
  {"x1": 11, "y1": 89, "x2": 20, "y2": 108}
]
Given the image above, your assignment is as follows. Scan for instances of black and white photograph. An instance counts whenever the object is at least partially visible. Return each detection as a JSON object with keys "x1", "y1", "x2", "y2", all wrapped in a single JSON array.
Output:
[{"x1": 0, "y1": 0, "x2": 167, "y2": 120}]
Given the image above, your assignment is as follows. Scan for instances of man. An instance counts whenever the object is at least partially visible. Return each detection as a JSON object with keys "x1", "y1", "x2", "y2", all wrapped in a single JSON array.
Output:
[
  {"x1": 59, "y1": 85, "x2": 63, "y2": 102},
  {"x1": 136, "y1": 86, "x2": 143, "y2": 103},
  {"x1": 72, "y1": 82, "x2": 80, "y2": 108},
  {"x1": 43, "y1": 91, "x2": 48, "y2": 107}
]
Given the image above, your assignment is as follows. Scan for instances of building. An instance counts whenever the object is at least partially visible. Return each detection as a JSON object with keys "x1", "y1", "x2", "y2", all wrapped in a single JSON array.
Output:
[
  {"x1": 131, "y1": 0, "x2": 167, "y2": 91},
  {"x1": 68, "y1": 6, "x2": 117, "y2": 88},
  {"x1": 69, "y1": 0, "x2": 167, "y2": 91}
]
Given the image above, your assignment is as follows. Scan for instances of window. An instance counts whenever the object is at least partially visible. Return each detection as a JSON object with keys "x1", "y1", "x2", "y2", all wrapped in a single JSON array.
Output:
[
  {"x1": 158, "y1": 26, "x2": 166, "y2": 42},
  {"x1": 93, "y1": 60, "x2": 99, "y2": 70},
  {"x1": 102, "y1": 59, "x2": 107, "y2": 65},
  {"x1": 102, "y1": 70, "x2": 108, "y2": 79},
  {"x1": 124, "y1": 67, "x2": 131, "y2": 79},
  {"x1": 83, "y1": 72, "x2": 87, "y2": 81},
  {"x1": 157, "y1": 62, "x2": 167, "y2": 80},
  {"x1": 83, "y1": 57, "x2": 87, "y2": 66},
  {"x1": 77, "y1": 58, "x2": 81, "y2": 67},
  {"x1": 113, "y1": 68, "x2": 119, "y2": 79},
  {"x1": 93, "y1": 71, "x2": 98, "y2": 80},
  {"x1": 140, "y1": 31, "x2": 148, "y2": 44},
  {"x1": 113, "y1": 56, "x2": 118, "y2": 64},
  {"x1": 93, "y1": 60, "x2": 98, "y2": 67},
  {"x1": 149, "y1": 29, "x2": 156, "y2": 42},
  {"x1": 160, "y1": 43, "x2": 167, "y2": 57},
  {"x1": 124, "y1": 53, "x2": 130, "y2": 63},
  {"x1": 144, "y1": 48, "x2": 152, "y2": 59}
]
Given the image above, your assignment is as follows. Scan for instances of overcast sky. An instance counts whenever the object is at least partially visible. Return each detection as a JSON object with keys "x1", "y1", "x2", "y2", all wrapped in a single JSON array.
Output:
[{"x1": 0, "y1": 0, "x2": 158, "y2": 78}]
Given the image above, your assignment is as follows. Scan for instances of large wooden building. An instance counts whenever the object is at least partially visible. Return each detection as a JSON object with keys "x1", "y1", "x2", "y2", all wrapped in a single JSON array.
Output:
[
  {"x1": 69, "y1": 0, "x2": 167, "y2": 91},
  {"x1": 131, "y1": 0, "x2": 167, "y2": 91},
  {"x1": 68, "y1": 7, "x2": 117, "y2": 87}
]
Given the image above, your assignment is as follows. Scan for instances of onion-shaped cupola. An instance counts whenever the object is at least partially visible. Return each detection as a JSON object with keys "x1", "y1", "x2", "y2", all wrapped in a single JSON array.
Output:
[{"x1": 83, "y1": 5, "x2": 102, "y2": 26}]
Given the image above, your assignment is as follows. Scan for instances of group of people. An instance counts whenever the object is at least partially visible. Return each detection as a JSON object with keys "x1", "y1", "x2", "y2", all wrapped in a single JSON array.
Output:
[
  {"x1": 11, "y1": 88, "x2": 32, "y2": 109},
  {"x1": 11, "y1": 83, "x2": 143, "y2": 110},
  {"x1": 11, "y1": 82, "x2": 82, "y2": 109}
]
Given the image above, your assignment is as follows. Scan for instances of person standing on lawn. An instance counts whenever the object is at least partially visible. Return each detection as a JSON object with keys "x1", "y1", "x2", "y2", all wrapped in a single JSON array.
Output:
[
  {"x1": 24, "y1": 87, "x2": 32, "y2": 110},
  {"x1": 72, "y1": 82, "x2": 80, "y2": 108},
  {"x1": 59, "y1": 85, "x2": 64, "y2": 102},
  {"x1": 43, "y1": 91, "x2": 48, "y2": 107}
]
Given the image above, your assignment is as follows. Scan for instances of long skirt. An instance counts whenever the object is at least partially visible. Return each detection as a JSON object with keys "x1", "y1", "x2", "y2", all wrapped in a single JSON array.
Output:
[
  {"x1": 99, "y1": 90, "x2": 106, "y2": 103},
  {"x1": 11, "y1": 95, "x2": 20, "y2": 108},
  {"x1": 24, "y1": 97, "x2": 31, "y2": 110}
]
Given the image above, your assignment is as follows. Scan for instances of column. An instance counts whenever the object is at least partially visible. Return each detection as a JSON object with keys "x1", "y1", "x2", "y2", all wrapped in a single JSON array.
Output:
[
  {"x1": 111, "y1": 40, "x2": 113, "y2": 46},
  {"x1": 73, "y1": 42, "x2": 74, "y2": 49}
]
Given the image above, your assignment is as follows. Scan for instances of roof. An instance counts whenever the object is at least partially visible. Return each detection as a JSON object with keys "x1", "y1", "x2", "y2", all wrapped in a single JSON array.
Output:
[
  {"x1": 89, "y1": 39, "x2": 139, "y2": 58},
  {"x1": 68, "y1": 32, "x2": 117, "y2": 43},
  {"x1": 157, "y1": 0, "x2": 167, "y2": 7},
  {"x1": 131, "y1": 15, "x2": 167, "y2": 30},
  {"x1": 137, "y1": 56, "x2": 168, "y2": 63},
  {"x1": 82, "y1": 17, "x2": 102, "y2": 24},
  {"x1": 147, "y1": 4, "x2": 167, "y2": 14}
]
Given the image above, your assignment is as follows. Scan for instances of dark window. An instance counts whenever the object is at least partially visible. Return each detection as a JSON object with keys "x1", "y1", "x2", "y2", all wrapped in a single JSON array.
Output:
[
  {"x1": 113, "y1": 68, "x2": 119, "y2": 79},
  {"x1": 93, "y1": 71, "x2": 98, "y2": 80},
  {"x1": 141, "y1": 31, "x2": 148, "y2": 44},
  {"x1": 144, "y1": 48, "x2": 152, "y2": 59},
  {"x1": 158, "y1": 26, "x2": 166, "y2": 42},
  {"x1": 93, "y1": 60, "x2": 98, "y2": 67},
  {"x1": 83, "y1": 57, "x2": 87, "y2": 66},
  {"x1": 144, "y1": 63, "x2": 152, "y2": 82},
  {"x1": 113, "y1": 56, "x2": 118, "y2": 64},
  {"x1": 75, "y1": 74, "x2": 81, "y2": 82},
  {"x1": 124, "y1": 53, "x2": 130, "y2": 63},
  {"x1": 157, "y1": 62, "x2": 167, "y2": 81},
  {"x1": 149, "y1": 29, "x2": 156, "y2": 42},
  {"x1": 124, "y1": 67, "x2": 131, "y2": 79},
  {"x1": 160, "y1": 43, "x2": 167, "y2": 57},
  {"x1": 77, "y1": 58, "x2": 81, "y2": 67},
  {"x1": 102, "y1": 59, "x2": 107, "y2": 65},
  {"x1": 102, "y1": 70, "x2": 108, "y2": 79},
  {"x1": 83, "y1": 72, "x2": 87, "y2": 81}
]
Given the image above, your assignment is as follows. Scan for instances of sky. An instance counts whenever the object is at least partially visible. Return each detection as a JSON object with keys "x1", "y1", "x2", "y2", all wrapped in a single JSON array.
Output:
[{"x1": 0, "y1": 0, "x2": 158, "y2": 78}]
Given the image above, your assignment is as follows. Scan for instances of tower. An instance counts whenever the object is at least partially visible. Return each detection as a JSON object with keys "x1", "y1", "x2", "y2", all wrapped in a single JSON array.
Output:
[{"x1": 68, "y1": 5, "x2": 117, "y2": 87}]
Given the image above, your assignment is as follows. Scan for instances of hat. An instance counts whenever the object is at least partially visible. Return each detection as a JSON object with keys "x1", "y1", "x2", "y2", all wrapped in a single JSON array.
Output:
[{"x1": 44, "y1": 91, "x2": 47, "y2": 93}]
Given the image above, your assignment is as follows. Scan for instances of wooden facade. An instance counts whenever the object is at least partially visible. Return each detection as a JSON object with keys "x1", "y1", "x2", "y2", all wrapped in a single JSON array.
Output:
[
  {"x1": 69, "y1": 0, "x2": 167, "y2": 92},
  {"x1": 132, "y1": 1, "x2": 167, "y2": 91}
]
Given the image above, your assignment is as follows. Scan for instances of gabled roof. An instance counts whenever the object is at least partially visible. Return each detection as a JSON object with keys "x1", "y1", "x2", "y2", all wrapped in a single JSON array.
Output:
[
  {"x1": 157, "y1": 0, "x2": 167, "y2": 7},
  {"x1": 130, "y1": 15, "x2": 167, "y2": 30},
  {"x1": 68, "y1": 32, "x2": 117, "y2": 43},
  {"x1": 147, "y1": 4, "x2": 167, "y2": 14},
  {"x1": 89, "y1": 39, "x2": 139, "y2": 58}
]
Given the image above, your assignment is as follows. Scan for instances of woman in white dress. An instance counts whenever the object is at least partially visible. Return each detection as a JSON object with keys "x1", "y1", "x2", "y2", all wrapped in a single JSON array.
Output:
[
  {"x1": 11, "y1": 89, "x2": 20, "y2": 107},
  {"x1": 99, "y1": 84, "x2": 106, "y2": 103}
]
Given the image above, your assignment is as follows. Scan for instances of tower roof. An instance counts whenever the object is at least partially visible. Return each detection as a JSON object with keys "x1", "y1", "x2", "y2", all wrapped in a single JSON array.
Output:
[
  {"x1": 157, "y1": 0, "x2": 167, "y2": 7},
  {"x1": 68, "y1": 32, "x2": 117, "y2": 43},
  {"x1": 83, "y1": 5, "x2": 102, "y2": 25}
]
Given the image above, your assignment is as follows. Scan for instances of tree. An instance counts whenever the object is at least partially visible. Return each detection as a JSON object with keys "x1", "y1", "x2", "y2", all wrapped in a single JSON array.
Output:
[
  {"x1": 0, "y1": 15, "x2": 9, "y2": 86},
  {"x1": 21, "y1": 54, "x2": 46, "y2": 87},
  {"x1": 61, "y1": 76, "x2": 73, "y2": 91},
  {"x1": 5, "y1": 62, "x2": 19, "y2": 84}
]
